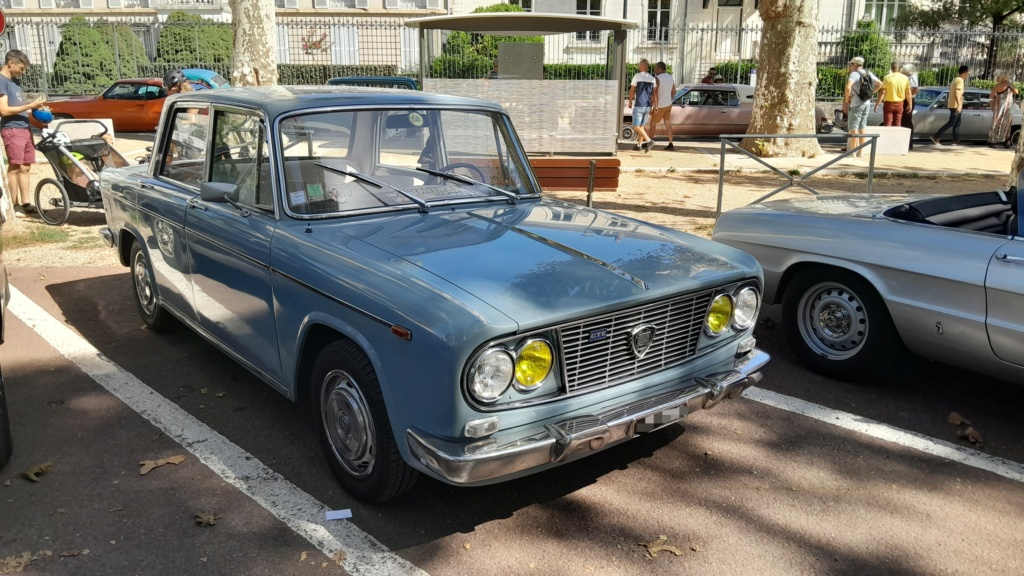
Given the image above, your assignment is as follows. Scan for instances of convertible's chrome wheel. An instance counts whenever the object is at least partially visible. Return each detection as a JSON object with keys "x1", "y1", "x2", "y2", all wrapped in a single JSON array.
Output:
[
  {"x1": 796, "y1": 282, "x2": 868, "y2": 361},
  {"x1": 320, "y1": 369, "x2": 376, "y2": 478},
  {"x1": 133, "y1": 250, "x2": 158, "y2": 317}
]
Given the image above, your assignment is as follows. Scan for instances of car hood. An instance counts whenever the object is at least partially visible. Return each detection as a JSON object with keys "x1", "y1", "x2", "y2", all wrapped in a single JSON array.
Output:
[
  {"x1": 332, "y1": 200, "x2": 757, "y2": 326},
  {"x1": 738, "y1": 193, "x2": 940, "y2": 219}
]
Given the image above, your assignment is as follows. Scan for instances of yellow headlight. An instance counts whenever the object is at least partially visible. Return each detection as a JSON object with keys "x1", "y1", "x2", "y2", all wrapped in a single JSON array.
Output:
[
  {"x1": 705, "y1": 294, "x2": 734, "y2": 336},
  {"x1": 514, "y1": 339, "x2": 553, "y2": 389}
]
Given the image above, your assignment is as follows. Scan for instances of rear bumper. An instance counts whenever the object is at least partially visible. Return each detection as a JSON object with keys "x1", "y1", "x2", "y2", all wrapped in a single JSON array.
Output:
[
  {"x1": 99, "y1": 226, "x2": 114, "y2": 247},
  {"x1": 407, "y1": 348, "x2": 769, "y2": 485}
]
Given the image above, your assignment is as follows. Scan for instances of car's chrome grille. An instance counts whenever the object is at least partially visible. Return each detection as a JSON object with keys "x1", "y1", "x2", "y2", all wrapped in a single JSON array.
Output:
[{"x1": 559, "y1": 291, "x2": 713, "y2": 394}]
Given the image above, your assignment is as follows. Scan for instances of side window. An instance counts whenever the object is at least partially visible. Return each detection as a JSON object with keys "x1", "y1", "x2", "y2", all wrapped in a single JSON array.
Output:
[
  {"x1": 157, "y1": 107, "x2": 210, "y2": 188},
  {"x1": 677, "y1": 91, "x2": 701, "y2": 106},
  {"x1": 702, "y1": 91, "x2": 729, "y2": 106},
  {"x1": 210, "y1": 111, "x2": 272, "y2": 211},
  {"x1": 963, "y1": 92, "x2": 983, "y2": 110},
  {"x1": 104, "y1": 83, "x2": 136, "y2": 100}
]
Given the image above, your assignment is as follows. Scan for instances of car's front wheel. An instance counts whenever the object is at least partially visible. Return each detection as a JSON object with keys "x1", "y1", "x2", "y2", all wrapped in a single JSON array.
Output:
[
  {"x1": 1007, "y1": 126, "x2": 1020, "y2": 149},
  {"x1": 782, "y1": 268, "x2": 902, "y2": 381},
  {"x1": 131, "y1": 242, "x2": 177, "y2": 333},
  {"x1": 311, "y1": 340, "x2": 416, "y2": 503}
]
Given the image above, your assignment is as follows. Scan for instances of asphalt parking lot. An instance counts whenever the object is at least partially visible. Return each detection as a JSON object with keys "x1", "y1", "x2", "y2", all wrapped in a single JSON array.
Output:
[{"x1": 2, "y1": 133, "x2": 1024, "y2": 575}]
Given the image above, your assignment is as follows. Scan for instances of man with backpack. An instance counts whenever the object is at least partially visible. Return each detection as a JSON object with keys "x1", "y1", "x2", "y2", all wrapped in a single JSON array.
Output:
[{"x1": 842, "y1": 56, "x2": 881, "y2": 157}]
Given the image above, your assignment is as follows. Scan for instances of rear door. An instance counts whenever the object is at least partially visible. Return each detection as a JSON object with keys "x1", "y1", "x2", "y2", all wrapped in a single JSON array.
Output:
[
  {"x1": 959, "y1": 91, "x2": 991, "y2": 140},
  {"x1": 985, "y1": 236, "x2": 1024, "y2": 367}
]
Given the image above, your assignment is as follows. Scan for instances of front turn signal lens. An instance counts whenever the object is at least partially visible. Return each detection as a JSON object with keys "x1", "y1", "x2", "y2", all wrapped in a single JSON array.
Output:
[
  {"x1": 705, "y1": 294, "x2": 734, "y2": 336},
  {"x1": 514, "y1": 339, "x2": 553, "y2": 390}
]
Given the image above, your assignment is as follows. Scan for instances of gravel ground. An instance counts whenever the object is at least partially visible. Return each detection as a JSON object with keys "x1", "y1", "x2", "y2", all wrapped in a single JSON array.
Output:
[{"x1": 0, "y1": 134, "x2": 1011, "y2": 268}]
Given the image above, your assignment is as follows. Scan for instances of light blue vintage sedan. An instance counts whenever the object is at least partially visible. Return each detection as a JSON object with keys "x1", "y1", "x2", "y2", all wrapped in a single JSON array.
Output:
[{"x1": 100, "y1": 87, "x2": 768, "y2": 502}]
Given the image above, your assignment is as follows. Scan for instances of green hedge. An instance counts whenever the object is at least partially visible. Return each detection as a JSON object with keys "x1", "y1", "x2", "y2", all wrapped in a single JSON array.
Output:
[
  {"x1": 714, "y1": 61, "x2": 757, "y2": 85},
  {"x1": 278, "y1": 64, "x2": 398, "y2": 84}
]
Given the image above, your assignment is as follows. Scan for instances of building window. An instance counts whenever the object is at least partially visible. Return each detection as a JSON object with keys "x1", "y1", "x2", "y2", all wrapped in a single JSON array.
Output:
[
  {"x1": 646, "y1": 0, "x2": 670, "y2": 42},
  {"x1": 864, "y1": 0, "x2": 906, "y2": 26},
  {"x1": 510, "y1": 0, "x2": 532, "y2": 11},
  {"x1": 718, "y1": 0, "x2": 742, "y2": 6},
  {"x1": 576, "y1": 0, "x2": 601, "y2": 41}
]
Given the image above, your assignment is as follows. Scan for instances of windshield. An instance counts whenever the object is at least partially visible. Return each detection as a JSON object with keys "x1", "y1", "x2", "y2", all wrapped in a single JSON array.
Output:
[
  {"x1": 915, "y1": 89, "x2": 944, "y2": 107},
  {"x1": 279, "y1": 108, "x2": 539, "y2": 216}
]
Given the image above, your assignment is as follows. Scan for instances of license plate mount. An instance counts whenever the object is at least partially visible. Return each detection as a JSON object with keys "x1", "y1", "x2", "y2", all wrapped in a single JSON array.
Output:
[{"x1": 634, "y1": 404, "x2": 689, "y2": 435}]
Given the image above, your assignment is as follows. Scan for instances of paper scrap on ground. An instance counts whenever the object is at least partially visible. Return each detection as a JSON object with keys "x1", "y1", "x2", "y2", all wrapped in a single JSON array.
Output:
[{"x1": 325, "y1": 509, "x2": 353, "y2": 521}]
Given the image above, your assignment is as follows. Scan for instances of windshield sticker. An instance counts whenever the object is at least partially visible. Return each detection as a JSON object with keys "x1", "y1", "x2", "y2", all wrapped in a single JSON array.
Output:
[
  {"x1": 289, "y1": 190, "x2": 307, "y2": 205},
  {"x1": 307, "y1": 183, "x2": 325, "y2": 200},
  {"x1": 408, "y1": 112, "x2": 424, "y2": 127}
]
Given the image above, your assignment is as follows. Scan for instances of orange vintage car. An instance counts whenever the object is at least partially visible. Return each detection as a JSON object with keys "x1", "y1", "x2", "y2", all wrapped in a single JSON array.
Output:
[{"x1": 42, "y1": 78, "x2": 168, "y2": 133}]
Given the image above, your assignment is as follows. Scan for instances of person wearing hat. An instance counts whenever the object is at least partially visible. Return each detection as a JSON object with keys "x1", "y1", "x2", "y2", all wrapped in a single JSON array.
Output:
[
  {"x1": 714, "y1": 74, "x2": 725, "y2": 84},
  {"x1": 842, "y1": 56, "x2": 881, "y2": 157},
  {"x1": 0, "y1": 50, "x2": 46, "y2": 219}
]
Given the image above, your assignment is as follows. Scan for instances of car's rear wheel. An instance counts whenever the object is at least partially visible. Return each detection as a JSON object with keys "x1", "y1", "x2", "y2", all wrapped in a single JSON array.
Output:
[
  {"x1": 620, "y1": 123, "x2": 635, "y2": 141},
  {"x1": 783, "y1": 268, "x2": 902, "y2": 381},
  {"x1": 34, "y1": 178, "x2": 70, "y2": 226},
  {"x1": 1007, "y1": 126, "x2": 1020, "y2": 149},
  {"x1": 0, "y1": 372, "x2": 12, "y2": 469},
  {"x1": 311, "y1": 339, "x2": 416, "y2": 503},
  {"x1": 131, "y1": 241, "x2": 177, "y2": 333}
]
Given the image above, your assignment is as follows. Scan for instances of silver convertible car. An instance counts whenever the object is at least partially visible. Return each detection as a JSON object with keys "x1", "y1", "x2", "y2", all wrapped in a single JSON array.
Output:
[
  {"x1": 712, "y1": 186, "x2": 1022, "y2": 384},
  {"x1": 100, "y1": 87, "x2": 769, "y2": 502}
]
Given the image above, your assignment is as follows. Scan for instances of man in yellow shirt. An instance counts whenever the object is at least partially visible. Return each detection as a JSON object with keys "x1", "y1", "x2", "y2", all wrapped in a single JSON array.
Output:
[
  {"x1": 931, "y1": 65, "x2": 969, "y2": 146},
  {"x1": 875, "y1": 62, "x2": 911, "y2": 126}
]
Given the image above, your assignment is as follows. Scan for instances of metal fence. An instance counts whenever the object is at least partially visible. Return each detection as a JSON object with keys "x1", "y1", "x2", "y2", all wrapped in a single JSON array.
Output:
[{"x1": 5, "y1": 15, "x2": 1024, "y2": 98}]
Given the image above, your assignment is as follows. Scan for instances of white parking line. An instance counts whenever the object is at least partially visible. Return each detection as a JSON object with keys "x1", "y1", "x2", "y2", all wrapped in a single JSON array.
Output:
[
  {"x1": 744, "y1": 386, "x2": 1024, "y2": 483},
  {"x1": 7, "y1": 286, "x2": 427, "y2": 576}
]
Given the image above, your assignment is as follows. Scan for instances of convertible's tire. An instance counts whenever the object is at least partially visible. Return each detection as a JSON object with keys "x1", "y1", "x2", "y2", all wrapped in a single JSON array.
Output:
[
  {"x1": 1007, "y1": 127, "x2": 1020, "y2": 149},
  {"x1": 0, "y1": 372, "x2": 12, "y2": 469},
  {"x1": 130, "y1": 241, "x2": 177, "y2": 333},
  {"x1": 782, "y1": 268, "x2": 903, "y2": 382},
  {"x1": 34, "y1": 178, "x2": 70, "y2": 226},
  {"x1": 311, "y1": 340, "x2": 416, "y2": 504}
]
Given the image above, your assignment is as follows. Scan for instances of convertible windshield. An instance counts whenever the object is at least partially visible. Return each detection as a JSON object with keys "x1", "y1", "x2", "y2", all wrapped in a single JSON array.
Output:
[{"x1": 279, "y1": 108, "x2": 540, "y2": 215}]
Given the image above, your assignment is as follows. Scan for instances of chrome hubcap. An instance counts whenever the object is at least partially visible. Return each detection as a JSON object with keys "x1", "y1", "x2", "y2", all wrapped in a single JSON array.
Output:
[
  {"x1": 133, "y1": 253, "x2": 156, "y2": 315},
  {"x1": 321, "y1": 370, "x2": 375, "y2": 478},
  {"x1": 797, "y1": 282, "x2": 868, "y2": 361}
]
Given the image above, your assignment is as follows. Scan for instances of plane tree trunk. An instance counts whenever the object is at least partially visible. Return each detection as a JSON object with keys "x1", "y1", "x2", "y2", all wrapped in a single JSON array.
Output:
[
  {"x1": 230, "y1": 0, "x2": 278, "y2": 87},
  {"x1": 740, "y1": 0, "x2": 822, "y2": 158}
]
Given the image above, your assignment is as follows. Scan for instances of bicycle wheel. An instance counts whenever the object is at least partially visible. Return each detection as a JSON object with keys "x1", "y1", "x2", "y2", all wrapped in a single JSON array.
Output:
[{"x1": 34, "y1": 178, "x2": 70, "y2": 226}]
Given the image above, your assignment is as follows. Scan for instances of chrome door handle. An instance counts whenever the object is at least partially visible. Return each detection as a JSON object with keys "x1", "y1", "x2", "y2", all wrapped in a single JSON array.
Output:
[
  {"x1": 187, "y1": 198, "x2": 207, "y2": 211},
  {"x1": 995, "y1": 253, "x2": 1024, "y2": 262}
]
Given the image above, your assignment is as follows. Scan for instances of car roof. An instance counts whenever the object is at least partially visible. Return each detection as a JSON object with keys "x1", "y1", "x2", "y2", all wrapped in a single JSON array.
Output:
[
  {"x1": 169, "y1": 85, "x2": 505, "y2": 117},
  {"x1": 182, "y1": 68, "x2": 221, "y2": 79},
  {"x1": 116, "y1": 78, "x2": 163, "y2": 86}
]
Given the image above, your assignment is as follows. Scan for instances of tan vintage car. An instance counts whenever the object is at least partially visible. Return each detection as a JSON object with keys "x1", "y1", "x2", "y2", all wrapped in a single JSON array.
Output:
[{"x1": 623, "y1": 84, "x2": 831, "y2": 140}]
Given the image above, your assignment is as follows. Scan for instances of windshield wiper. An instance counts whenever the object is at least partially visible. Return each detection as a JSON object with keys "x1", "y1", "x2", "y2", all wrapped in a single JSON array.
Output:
[
  {"x1": 416, "y1": 167, "x2": 518, "y2": 204},
  {"x1": 316, "y1": 162, "x2": 431, "y2": 212}
]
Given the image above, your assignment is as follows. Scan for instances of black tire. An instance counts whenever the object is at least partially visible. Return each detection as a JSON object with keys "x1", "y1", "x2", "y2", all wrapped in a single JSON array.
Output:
[
  {"x1": 130, "y1": 241, "x2": 177, "y2": 333},
  {"x1": 1007, "y1": 127, "x2": 1020, "y2": 149},
  {"x1": 621, "y1": 123, "x2": 635, "y2": 141},
  {"x1": 0, "y1": 372, "x2": 12, "y2": 469},
  {"x1": 34, "y1": 178, "x2": 70, "y2": 226},
  {"x1": 311, "y1": 339, "x2": 416, "y2": 503},
  {"x1": 782, "y1": 267, "x2": 903, "y2": 381}
]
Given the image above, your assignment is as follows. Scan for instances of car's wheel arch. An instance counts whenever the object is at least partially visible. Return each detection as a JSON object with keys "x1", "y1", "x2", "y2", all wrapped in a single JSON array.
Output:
[
  {"x1": 775, "y1": 260, "x2": 893, "y2": 315},
  {"x1": 293, "y1": 320, "x2": 389, "y2": 411},
  {"x1": 117, "y1": 228, "x2": 143, "y2": 267}
]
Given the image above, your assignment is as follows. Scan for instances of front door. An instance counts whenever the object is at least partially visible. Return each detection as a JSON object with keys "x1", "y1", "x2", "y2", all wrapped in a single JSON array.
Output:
[
  {"x1": 986, "y1": 236, "x2": 1024, "y2": 367},
  {"x1": 185, "y1": 109, "x2": 283, "y2": 386}
]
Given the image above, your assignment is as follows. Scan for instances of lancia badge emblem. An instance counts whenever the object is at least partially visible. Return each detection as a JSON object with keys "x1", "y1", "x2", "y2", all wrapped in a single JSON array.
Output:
[{"x1": 629, "y1": 324, "x2": 657, "y2": 358}]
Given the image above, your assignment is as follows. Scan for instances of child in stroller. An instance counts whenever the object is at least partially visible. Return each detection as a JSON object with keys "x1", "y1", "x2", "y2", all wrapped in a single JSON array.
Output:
[{"x1": 34, "y1": 119, "x2": 128, "y2": 226}]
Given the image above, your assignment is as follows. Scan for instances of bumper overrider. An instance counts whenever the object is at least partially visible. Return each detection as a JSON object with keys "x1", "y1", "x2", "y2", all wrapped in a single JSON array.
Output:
[{"x1": 408, "y1": 347, "x2": 769, "y2": 485}]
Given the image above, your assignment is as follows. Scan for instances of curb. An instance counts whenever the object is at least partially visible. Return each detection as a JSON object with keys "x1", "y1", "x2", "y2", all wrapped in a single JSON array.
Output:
[{"x1": 619, "y1": 166, "x2": 1008, "y2": 178}]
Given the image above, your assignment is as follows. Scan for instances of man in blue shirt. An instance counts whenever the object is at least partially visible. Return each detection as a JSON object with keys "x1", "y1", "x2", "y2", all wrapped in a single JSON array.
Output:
[
  {"x1": 0, "y1": 50, "x2": 46, "y2": 218},
  {"x1": 628, "y1": 59, "x2": 657, "y2": 153}
]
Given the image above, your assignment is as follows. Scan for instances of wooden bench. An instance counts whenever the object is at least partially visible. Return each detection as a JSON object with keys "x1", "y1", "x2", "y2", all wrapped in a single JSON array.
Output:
[{"x1": 529, "y1": 157, "x2": 620, "y2": 193}]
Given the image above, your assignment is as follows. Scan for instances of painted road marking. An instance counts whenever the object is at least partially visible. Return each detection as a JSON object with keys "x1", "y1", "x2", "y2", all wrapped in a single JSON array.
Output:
[
  {"x1": 745, "y1": 386, "x2": 1024, "y2": 483},
  {"x1": 7, "y1": 286, "x2": 427, "y2": 576}
]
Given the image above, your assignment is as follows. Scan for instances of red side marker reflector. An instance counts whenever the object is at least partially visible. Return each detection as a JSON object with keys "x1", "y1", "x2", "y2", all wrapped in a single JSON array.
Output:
[{"x1": 391, "y1": 325, "x2": 412, "y2": 341}]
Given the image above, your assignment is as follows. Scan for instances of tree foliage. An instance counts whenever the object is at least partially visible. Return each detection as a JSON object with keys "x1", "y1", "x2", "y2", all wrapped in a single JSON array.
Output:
[
  {"x1": 98, "y1": 21, "x2": 150, "y2": 79},
  {"x1": 435, "y1": 4, "x2": 543, "y2": 78},
  {"x1": 839, "y1": 20, "x2": 894, "y2": 70},
  {"x1": 157, "y1": 11, "x2": 233, "y2": 64},
  {"x1": 52, "y1": 15, "x2": 117, "y2": 94}
]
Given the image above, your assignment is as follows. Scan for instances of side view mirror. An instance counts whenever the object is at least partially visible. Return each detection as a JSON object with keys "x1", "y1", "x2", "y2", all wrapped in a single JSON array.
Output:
[{"x1": 200, "y1": 181, "x2": 238, "y2": 203}]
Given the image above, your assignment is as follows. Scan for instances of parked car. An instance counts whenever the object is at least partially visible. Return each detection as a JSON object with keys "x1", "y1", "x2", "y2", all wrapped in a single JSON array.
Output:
[
  {"x1": 623, "y1": 84, "x2": 832, "y2": 140},
  {"x1": 0, "y1": 228, "x2": 10, "y2": 469},
  {"x1": 712, "y1": 185, "x2": 1023, "y2": 384},
  {"x1": 99, "y1": 86, "x2": 769, "y2": 502},
  {"x1": 833, "y1": 86, "x2": 1023, "y2": 146},
  {"x1": 45, "y1": 78, "x2": 167, "y2": 132},
  {"x1": 182, "y1": 68, "x2": 231, "y2": 90},
  {"x1": 326, "y1": 76, "x2": 419, "y2": 90}
]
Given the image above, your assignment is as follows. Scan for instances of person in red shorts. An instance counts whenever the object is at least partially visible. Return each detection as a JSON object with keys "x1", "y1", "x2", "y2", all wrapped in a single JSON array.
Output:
[{"x1": 0, "y1": 50, "x2": 46, "y2": 218}]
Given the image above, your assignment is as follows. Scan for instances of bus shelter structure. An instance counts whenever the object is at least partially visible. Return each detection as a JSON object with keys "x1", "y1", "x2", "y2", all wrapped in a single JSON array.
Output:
[{"x1": 404, "y1": 14, "x2": 638, "y2": 156}]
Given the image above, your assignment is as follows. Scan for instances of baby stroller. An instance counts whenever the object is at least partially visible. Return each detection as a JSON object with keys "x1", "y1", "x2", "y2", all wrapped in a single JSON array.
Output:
[{"x1": 34, "y1": 119, "x2": 129, "y2": 226}]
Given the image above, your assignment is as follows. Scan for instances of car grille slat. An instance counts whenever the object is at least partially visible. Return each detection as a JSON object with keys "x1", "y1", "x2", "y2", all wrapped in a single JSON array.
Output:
[{"x1": 559, "y1": 291, "x2": 713, "y2": 394}]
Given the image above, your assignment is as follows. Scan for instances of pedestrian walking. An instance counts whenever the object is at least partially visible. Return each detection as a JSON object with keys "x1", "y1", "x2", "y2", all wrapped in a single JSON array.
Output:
[
  {"x1": 987, "y1": 73, "x2": 1019, "y2": 147},
  {"x1": 842, "y1": 56, "x2": 881, "y2": 157},
  {"x1": 931, "y1": 65, "x2": 969, "y2": 146},
  {"x1": 900, "y1": 64, "x2": 919, "y2": 150},
  {"x1": 875, "y1": 62, "x2": 911, "y2": 127},
  {"x1": 0, "y1": 50, "x2": 46, "y2": 219},
  {"x1": 628, "y1": 59, "x2": 657, "y2": 153},
  {"x1": 649, "y1": 61, "x2": 677, "y2": 151}
]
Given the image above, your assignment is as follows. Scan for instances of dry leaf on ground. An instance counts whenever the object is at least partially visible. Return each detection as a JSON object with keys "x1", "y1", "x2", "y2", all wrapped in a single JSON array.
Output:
[
  {"x1": 639, "y1": 535, "x2": 685, "y2": 561},
  {"x1": 139, "y1": 455, "x2": 186, "y2": 475},
  {"x1": 299, "y1": 551, "x2": 309, "y2": 562},
  {"x1": 23, "y1": 462, "x2": 54, "y2": 482},
  {"x1": 948, "y1": 412, "x2": 971, "y2": 426},
  {"x1": 332, "y1": 550, "x2": 346, "y2": 565},
  {"x1": 193, "y1": 512, "x2": 220, "y2": 526},
  {"x1": 957, "y1": 426, "x2": 984, "y2": 447}
]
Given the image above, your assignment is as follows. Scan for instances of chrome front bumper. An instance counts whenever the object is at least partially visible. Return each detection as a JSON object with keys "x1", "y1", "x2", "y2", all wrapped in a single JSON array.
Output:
[{"x1": 407, "y1": 348, "x2": 769, "y2": 485}]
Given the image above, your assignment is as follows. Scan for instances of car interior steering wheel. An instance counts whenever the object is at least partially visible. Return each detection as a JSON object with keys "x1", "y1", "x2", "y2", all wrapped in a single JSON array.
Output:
[{"x1": 439, "y1": 162, "x2": 485, "y2": 182}]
